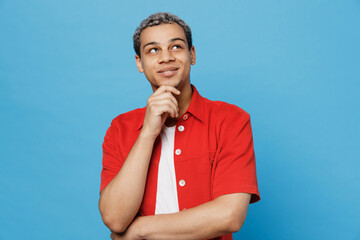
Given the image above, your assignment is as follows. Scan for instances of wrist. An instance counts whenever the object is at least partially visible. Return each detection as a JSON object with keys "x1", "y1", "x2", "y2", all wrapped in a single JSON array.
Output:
[
  {"x1": 131, "y1": 216, "x2": 147, "y2": 239},
  {"x1": 139, "y1": 127, "x2": 159, "y2": 140}
]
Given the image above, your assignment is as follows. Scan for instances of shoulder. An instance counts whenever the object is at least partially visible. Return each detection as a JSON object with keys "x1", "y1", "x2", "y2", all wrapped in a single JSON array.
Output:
[
  {"x1": 110, "y1": 107, "x2": 146, "y2": 130},
  {"x1": 203, "y1": 97, "x2": 250, "y2": 124},
  {"x1": 112, "y1": 107, "x2": 146, "y2": 123}
]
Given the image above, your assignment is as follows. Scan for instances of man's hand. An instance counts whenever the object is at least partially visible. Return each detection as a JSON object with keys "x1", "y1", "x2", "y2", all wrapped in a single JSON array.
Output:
[{"x1": 142, "y1": 85, "x2": 180, "y2": 138}]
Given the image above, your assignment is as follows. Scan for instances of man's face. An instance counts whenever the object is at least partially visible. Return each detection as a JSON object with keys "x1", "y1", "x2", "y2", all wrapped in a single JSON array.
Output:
[{"x1": 135, "y1": 23, "x2": 196, "y2": 92}]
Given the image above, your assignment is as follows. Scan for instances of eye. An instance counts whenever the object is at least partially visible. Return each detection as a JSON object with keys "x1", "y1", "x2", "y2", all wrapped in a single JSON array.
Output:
[
  {"x1": 172, "y1": 45, "x2": 182, "y2": 50},
  {"x1": 149, "y1": 48, "x2": 158, "y2": 53}
]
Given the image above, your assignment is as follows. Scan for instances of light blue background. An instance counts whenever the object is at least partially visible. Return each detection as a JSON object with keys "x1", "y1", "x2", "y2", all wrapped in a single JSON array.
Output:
[{"x1": 1, "y1": 0, "x2": 359, "y2": 239}]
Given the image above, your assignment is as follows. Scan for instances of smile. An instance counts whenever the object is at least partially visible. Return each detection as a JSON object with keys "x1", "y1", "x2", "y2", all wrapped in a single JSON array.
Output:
[{"x1": 157, "y1": 67, "x2": 179, "y2": 77}]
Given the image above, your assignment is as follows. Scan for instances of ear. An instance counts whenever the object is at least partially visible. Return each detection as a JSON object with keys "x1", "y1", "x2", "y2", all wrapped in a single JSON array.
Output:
[
  {"x1": 190, "y1": 46, "x2": 196, "y2": 65},
  {"x1": 135, "y1": 54, "x2": 144, "y2": 73}
]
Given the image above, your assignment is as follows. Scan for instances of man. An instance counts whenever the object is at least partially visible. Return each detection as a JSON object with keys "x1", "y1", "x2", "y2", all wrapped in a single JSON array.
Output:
[{"x1": 99, "y1": 12, "x2": 260, "y2": 240}]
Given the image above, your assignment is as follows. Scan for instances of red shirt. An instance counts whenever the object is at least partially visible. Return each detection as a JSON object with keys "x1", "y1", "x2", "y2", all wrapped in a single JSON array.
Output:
[{"x1": 101, "y1": 85, "x2": 260, "y2": 239}]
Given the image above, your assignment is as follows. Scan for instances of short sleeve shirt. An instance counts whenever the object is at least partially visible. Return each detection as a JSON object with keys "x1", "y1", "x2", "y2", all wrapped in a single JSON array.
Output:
[{"x1": 100, "y1": 85, "x2": 260, "y2": 240}]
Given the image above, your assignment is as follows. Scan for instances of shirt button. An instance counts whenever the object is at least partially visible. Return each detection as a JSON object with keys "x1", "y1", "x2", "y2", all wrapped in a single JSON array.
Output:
[
  {"x1": 179, "y1": 179, "x2": 186, "y2": 187},
  {"x1": 178, "y1": 125, "x2": 185, "y2": 132},
  {"x1": 182, "y1": 114, "x2": 189, "y2": 120},
  {"x1": 175, "y1": 149, "x2": 181, "y2": 155}
]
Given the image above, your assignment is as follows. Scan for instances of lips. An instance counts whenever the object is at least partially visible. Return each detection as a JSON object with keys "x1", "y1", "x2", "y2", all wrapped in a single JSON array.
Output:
[{"x1": 157, "y1": 67, "x2": 179, "y2": 77}]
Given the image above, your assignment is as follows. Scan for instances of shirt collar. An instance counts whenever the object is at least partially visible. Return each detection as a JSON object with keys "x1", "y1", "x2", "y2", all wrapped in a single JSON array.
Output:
[
  {"x1": 137, "y1": 84, "x2": 205, "y2": 131},
  {"x1": 186, "y1": 84, "x2": 205, "y2": 123}
]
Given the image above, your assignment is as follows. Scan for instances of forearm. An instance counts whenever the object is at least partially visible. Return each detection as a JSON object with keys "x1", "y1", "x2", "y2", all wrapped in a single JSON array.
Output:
[
  {"x1": 99, "y1": 130, "x2": 156, "y2": 232},
  {"x1": 134, "y1": 193, "x2": 250, "y2": 240}
]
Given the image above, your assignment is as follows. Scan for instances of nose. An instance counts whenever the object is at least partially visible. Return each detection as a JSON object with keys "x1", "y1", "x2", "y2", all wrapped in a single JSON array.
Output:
[{"x1": 159, "y1": 49, "x2": 175, "y2": 63}]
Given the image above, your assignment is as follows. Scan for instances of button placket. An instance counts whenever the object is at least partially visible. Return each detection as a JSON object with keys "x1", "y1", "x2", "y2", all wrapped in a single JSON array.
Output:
[{"x1": 175, "y1": 116, "x2": 187, "y2": 194}]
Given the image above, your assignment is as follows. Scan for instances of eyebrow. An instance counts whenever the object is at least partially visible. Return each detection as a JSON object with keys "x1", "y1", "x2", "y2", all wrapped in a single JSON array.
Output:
[
  {"x1": 142, "y1": 38, "x2": 187, "y2": 50},
  {"x1": 142, "y1": 41, "x2": 158, "y2": 50},
  {"x1": 170, "y1": 38, "x2": 187, "y2": 44}
]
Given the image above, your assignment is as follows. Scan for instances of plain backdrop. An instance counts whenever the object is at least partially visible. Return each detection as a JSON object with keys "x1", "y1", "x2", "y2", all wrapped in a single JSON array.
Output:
[{"x1": 1, "y1": 0, "x2": 359, "y2": 239}]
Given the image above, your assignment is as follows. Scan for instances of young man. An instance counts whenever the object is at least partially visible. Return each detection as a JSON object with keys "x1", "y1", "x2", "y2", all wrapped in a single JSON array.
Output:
[{"x1": 99, "y1": 12, "x2": 260, "y2": 240}]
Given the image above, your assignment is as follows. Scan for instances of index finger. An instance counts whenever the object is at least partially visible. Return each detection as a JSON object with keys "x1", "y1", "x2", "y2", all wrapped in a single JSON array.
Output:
[{"x1": 152, "y1": 85, "x2": 181, "y2": 97}]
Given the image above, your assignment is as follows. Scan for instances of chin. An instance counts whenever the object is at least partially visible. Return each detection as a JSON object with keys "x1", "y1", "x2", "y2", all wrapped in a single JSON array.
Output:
[{"x1": 158, "y1": 79, "x2": 181, "y2": 88}]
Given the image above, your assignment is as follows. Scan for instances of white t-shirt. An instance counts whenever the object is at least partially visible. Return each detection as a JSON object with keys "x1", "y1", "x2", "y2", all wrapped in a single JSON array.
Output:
[{"x1": 155, "y1": 125, "x2": 179, "y2": 214}]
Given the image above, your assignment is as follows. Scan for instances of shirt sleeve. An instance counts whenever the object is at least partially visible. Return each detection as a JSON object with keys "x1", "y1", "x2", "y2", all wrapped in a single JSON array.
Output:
[
  {"x1": 212, "y1": 110, "x2": 260, "y2": 203},
  {"x1": 100, "y1": 121, "x2": 124, "y2": 193}
]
